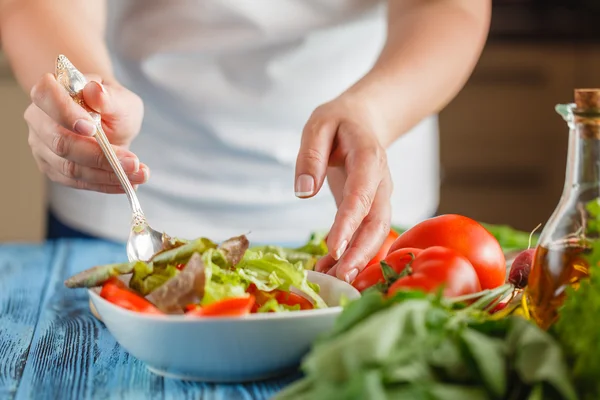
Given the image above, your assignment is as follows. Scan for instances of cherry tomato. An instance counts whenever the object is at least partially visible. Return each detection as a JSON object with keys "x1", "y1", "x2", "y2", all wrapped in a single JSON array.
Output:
[
  {"x1": 100, "y1": 278, "x2": 163, "y2": 314},
  {"x1": 186, "y1": 295, "x2": 255, "y2": 317},
  {"x1": 175, "y1": 263, "x2": 186, "y2": 271},
  {"x1": 352, "y1": 247, "x2": 423, "y2": 292},
  {"x1": 386, "y1": 246, "x2": 482, "y2": 298},
  {"x1": 388, "y1": 214, "x2": 506, "y2": 290}
]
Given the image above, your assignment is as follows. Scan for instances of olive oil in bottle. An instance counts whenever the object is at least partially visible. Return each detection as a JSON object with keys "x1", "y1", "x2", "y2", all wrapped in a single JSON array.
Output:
[{"x1": 525, "y1": 89, "x2": 600, "y2": 330}]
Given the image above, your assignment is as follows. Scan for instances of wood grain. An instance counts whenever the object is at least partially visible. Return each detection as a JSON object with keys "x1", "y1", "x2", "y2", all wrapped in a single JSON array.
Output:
[
  {"x1": 0, "y1": 243, "x2": 54, "y2": 399},
  {"x1": 1, "y1": 239, "x2": 298, "y2": 399}
]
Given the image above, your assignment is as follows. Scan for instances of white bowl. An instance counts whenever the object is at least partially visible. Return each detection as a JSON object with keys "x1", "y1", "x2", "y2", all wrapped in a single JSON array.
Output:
[{"x1": 88, "y1": 270, "x2": 360, "y2": 382}]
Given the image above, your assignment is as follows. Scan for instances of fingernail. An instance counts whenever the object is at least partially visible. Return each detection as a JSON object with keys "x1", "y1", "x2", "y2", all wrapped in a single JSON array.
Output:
[
  {"x1": 128, "y1": 166, "x2": 148, "y2": 183},
  {"x1": 120, "y1": 157, "x2": 139, "y2": 172},
  {"x1": 295, "y1": 174, "x2": 314, "y2": 197},
  {"x1": 142, "y1": 165, "x2": 150, "y2": 181},
  {"x1": 73, "y1": 119, "x2": 96, "y2": 136},
  {"x1": 334, "y1": 240, "x2": 348, "y2": 260},
  {"x1": 93, "y1": 81, "x2": 108, "y2": 95},
  {"x1": 345, "y1": 269, "x2": 358, "y2": 283}
]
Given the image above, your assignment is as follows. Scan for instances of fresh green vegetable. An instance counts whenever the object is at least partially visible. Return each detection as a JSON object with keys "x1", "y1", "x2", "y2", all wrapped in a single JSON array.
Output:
[
  {"x1": 63, "y1": 261, "x2": 141, "y2": 288},
  {"x1": 236, "y1": 250, "x2": 327, "y2": 309},
  {"x1": 201, "y1": 249, "x2": 249, "y2": 305},
  {"x1": 553, "y1": 268, "x2": 600, "y2": 400},
  {"x1": 480, "y1": 223, "x2": 539, "y2": 253},
  {"x1": 274, "y1": 288, "x2": 576, "y2": 400},
  {"x1": 150, "y1": 237, "x2": 217, "y2": 266},
  {"x1": 129, "y1": 262, "x2": 178, "y2": 296},
  {"x1": 250, "y1": 232, "x2": 328, "y2": 270}
]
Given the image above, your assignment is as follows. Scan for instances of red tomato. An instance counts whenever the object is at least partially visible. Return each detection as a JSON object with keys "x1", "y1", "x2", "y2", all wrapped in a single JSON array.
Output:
[
  {"x1": 388, "y1": 214, "x2": 506, "y2": 290},
  {"x1": 186, "y1": 296, "x2": 255, "y2": 317},
  {"x1": 274, "y1": 291, "x2": 314, "y2": 310},
  {"x1": 352, "y1": 248, "x2": 423, "y2": 292},
  {"x1": 386, "y1": 246, "x2": 482, "y2": 298},
  {"x1": 365, "y1": 229, "x2": 400, "y2": 268},
  {"x1": 247, "y1": 285, "x2": 314, "y2": 312},
  {"x1": 100, "y1": 278, "x2": 163, "y2": 314}
]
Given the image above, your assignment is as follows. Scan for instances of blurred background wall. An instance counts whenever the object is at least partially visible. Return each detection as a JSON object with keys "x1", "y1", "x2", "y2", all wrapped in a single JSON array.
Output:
[{"x1": 1, "y1": 0, "x2": 599, "y2": 242}]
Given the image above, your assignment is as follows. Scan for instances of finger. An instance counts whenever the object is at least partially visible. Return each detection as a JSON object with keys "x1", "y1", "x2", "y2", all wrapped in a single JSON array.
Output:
[
  {"x1": 314, "y1": 253, "x2": 337, "y2": 274},
  {"x1": 29, "y1": 118, "x2": 140, "y2": 173},
  {"x1": 40, "y1": 160, "x2": 127, "y2": 195},
  {"x1": 82, "y1": 80, "x2": 116, "y2": 116},
  {"x1": 82, "y1": 79, "x2": 144, "y2": 145},
  {"x1": 30, "y1": 73, "x2": 97, "y2": 136},
  {"x1": 327, "y1": 146, "x2": 386, "y2": 261},
  {"x1": 333, "y1": 175, "x2": 393, "y2": 283},
  {"x1": 34, "y1": 143, "x2": 149, "y2": 185},
  {"x1": 295, "y1": 110, "x2": 337, "y2": 198}
]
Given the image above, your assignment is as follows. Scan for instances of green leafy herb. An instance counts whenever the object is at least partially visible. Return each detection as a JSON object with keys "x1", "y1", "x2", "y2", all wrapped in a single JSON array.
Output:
[{"x1": 275, "y1": 289, "x2": 576, "y2": 400}]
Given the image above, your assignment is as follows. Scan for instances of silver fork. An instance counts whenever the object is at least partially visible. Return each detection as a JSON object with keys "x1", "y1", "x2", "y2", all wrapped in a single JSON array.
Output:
[{"x1": 55, "y1": 54, "x2": 164, "y2": 262}]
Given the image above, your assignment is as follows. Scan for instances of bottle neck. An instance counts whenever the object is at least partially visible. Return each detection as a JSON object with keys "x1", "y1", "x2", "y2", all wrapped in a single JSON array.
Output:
[{"x1": 564, "y1": 121, "x2": 600, "y2": 191}]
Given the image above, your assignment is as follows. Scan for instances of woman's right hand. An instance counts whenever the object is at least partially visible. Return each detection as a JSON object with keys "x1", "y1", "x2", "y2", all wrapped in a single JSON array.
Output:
[{"x1": 25, "y1": 73, "x2": 147, "y2": 194}]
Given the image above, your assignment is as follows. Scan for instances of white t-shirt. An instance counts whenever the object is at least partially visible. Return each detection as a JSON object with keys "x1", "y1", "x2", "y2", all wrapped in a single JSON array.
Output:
[{"x1": 49, "y1": 0, "x2": 440, "y2": 244}]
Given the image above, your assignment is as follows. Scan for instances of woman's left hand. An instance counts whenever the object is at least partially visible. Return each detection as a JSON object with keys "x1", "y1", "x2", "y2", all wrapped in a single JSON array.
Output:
[{"x1": 295, "y1": 94, "x2": 393, "y2": 283}]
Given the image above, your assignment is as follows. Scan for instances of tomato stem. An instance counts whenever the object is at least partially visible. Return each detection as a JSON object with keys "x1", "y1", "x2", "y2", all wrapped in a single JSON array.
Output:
[{"x1": 380, "y1": 261, "x2": 400, "y2": 283}]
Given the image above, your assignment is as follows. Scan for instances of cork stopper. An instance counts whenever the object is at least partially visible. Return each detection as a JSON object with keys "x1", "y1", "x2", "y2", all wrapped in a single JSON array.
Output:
[
  {"x1": 574, "y1": 89, "x2": 600, "y2": 139},
  {"x1": 575, "y1": 89, "x2": 600, "y2": 111}
]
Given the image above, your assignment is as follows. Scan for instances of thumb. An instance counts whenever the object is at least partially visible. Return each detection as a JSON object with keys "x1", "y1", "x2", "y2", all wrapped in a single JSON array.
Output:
[
  {"x1": 81, "y1": 79, "x2": 144, "y2": 145},
  {"x1": 82, "y1": 80, "x2": 113, "y2": 116}
]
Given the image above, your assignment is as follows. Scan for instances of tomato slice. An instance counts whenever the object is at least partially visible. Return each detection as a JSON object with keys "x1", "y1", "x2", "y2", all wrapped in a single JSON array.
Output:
[
  {"x1": 186, "y1": 295, "x2": 255, "y2": 317},
  {"x1": 100, "y1": 278, "x2": 163, "y2": 314},
  {"x1": 274, "y1": 291, "x2": 314, "y2": 310},
  {"x1": 246, "y1": 285, "x2": 313, "y2": 312}
]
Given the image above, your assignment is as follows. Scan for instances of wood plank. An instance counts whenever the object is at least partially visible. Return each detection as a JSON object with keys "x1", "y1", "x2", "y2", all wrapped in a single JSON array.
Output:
[
  {"x1": 0, "y1": 243, "x2": 55, "y2": 400},
  {"x1": 162, "y1": 372, "x2": 300, "y2": 400},
  {"x1": 13, "y1": 239, "x2": 298, "y2": 399}
]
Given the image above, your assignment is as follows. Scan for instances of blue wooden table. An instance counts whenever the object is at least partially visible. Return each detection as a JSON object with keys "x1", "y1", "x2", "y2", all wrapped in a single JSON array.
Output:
[{"x1": 0, "y1": 239, "x2": 299, "y2": 400}]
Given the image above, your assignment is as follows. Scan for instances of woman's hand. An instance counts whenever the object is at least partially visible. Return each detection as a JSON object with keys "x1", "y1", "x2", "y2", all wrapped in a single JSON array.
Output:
[
  {"x1": 295, "y1": 94, "x2": 393, "y2": 283},
  {"x1": 25, "y1": 73, "x2": 147, "y2": 193}
]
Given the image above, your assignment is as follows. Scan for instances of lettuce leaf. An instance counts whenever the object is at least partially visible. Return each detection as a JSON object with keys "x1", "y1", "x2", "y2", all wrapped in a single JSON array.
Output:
[
  {"x1": 257, "y1": 298, "x2": 301, "y2": 313},
  {"x1": 129, "y1": 263, "x2": 178, "y2": 296},
  {"x1": 201, "y1": 249, "x2": 249, "y2": 305},
  {"x1": 236, "y1": 250, "x2": 327, "y2": 309}
]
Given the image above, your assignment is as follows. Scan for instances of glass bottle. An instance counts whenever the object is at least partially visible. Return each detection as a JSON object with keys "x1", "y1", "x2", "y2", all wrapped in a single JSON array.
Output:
[{"x1": 525, "y1": 88, "x2": 600, "y2": 330}]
